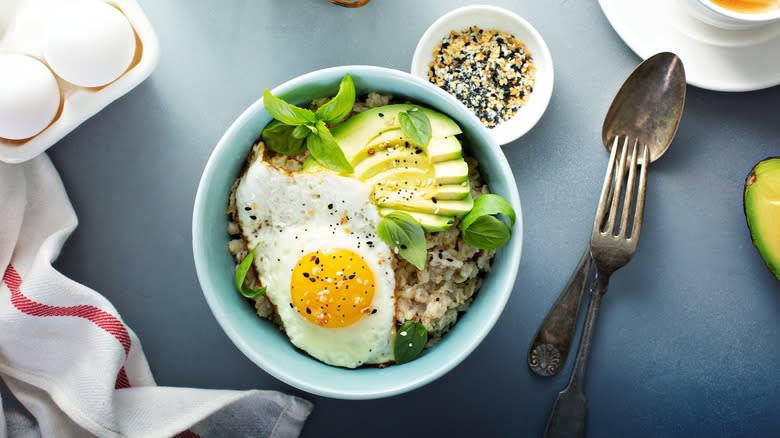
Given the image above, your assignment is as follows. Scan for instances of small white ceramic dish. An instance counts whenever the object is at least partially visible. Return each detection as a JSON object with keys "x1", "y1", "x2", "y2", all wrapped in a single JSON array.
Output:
[
  {"x1": 683, "y1": 0, "x2": 780, "y2": 29},
  {"x1": 411, "y1": 5, "x2": 553, "y2": 146},
  {"x1": 0, "y1": 0, "x2": 160, "y2": 163},
  {"x1": 600, "y1": 0, "x2": 780, "y2": 92}
]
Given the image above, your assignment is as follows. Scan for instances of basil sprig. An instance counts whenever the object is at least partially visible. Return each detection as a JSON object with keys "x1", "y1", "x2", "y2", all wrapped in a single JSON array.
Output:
[
  {"x1": 262, "y1": 89, "x2": 316, "y2": 126},
  {"x1": 306, "y1": 121, "x2": 354, "y2": 174},
  {"x1": 398, "y1": 107, "x2": 432, "y2": 147},
  {"x1": 235, "y1": 247, "x2": 266, "y2": 299},
  {"x1": 460, "y1": 194, "x2": 516, "y2": 250},
  {"x1": 315, "y1": 73, "x2": 356, "y2": 123},
  {"x1": 261, "y1": 121, "x2": 306, "y2": 155},
  {"x1": 261, "y1": 74, "x2": 355, "y2": 174},
  {"x1": 377, "y1": 212, "x2": 427, "y2": 269},
  {"x1": 394, "y1": 320, "x2": 428, "y2": 364}
]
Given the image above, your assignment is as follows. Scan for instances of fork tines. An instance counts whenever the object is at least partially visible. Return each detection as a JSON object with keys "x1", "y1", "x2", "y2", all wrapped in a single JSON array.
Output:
[{"x1": 594, "y1": 136, "x2": 649, "y2": 241}]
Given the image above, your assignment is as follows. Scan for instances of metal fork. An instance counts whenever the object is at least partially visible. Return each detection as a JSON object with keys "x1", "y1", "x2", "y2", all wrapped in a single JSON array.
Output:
[{"x1": 543, "y1": 136, "x2": 649, "y2": 438}]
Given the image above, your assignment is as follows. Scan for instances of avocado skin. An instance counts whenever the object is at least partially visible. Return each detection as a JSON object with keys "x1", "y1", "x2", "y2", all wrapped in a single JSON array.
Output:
[{"x1": 744, "y1": 157, "x2": 780, "y2": 281}]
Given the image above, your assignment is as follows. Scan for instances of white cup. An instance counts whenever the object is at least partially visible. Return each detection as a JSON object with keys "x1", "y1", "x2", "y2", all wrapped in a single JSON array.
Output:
[{"x1": 684, "y1": 0, "x2": 780, "y2": 29}]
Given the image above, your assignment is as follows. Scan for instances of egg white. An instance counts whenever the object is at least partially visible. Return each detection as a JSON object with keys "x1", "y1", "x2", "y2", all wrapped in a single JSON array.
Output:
[{"x1": 235, "y1": 159, "x2": 396, "y2": 368}]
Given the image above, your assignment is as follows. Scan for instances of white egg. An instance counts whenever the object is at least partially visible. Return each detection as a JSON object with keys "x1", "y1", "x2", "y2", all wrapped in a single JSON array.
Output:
[
  {"x1": 43, "y1": 0, "x2": 135, "y2": 87},
  {"x1": 235, "y1": 160, "x2": 396, "y2": 368},
  {"x1": 0, "y1": 54, "x2": 60, "y2": 140}
]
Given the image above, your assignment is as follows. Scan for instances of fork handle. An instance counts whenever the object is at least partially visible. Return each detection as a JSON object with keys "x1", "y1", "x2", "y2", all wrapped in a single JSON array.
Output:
[
  {"x1": 543, "y1": 270, "x2": 610, "y2": 438},
  {"x1": 528, "y1": 247, "x2": 593, "y2": 376}
]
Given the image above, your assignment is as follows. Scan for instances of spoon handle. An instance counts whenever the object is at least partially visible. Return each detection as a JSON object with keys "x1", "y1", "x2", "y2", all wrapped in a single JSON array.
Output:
[
  {"x1": 528, "y1": 246, "x2": 592, "y2": 376},
  {"x1": 543, "y1": 270, "x2": 610, "y2": 438}
]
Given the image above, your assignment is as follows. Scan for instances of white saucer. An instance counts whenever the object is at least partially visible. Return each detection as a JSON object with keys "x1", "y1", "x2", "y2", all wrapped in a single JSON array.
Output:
[{"x1": 599, "y1": 0, "x2": 780, "y2": 92}]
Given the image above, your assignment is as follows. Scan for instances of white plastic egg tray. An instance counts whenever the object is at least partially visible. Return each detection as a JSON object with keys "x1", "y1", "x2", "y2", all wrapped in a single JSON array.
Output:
[{"x1": 0, "y1": 0, "x2": 159, "y2": 163}]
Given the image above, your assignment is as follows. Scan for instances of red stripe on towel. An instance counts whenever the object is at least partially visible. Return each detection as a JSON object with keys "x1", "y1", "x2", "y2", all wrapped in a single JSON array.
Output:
[
  {"x1": 3, "y1": 265, "x2": 203, "y2": 438},
  {"x1": 115, "y1": 367, "x2": 131, "y2": 389},
  {"x1": 2, "y1": 264, "x2": 132, "y2": 377}
]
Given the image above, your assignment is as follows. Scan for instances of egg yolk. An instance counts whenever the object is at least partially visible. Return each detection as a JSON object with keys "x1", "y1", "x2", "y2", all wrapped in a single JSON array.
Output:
[{"x1": 290, "y1": 249, "x2": 377, "y2": 328}]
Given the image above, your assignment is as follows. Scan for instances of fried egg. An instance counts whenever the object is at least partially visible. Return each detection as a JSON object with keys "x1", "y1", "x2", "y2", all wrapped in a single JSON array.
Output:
[{"x1": 235, "y1": 159, "x2": 396, "y2": 368}]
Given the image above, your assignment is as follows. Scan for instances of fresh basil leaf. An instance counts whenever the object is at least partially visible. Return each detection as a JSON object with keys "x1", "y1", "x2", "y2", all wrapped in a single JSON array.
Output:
[
  {"x1": 398, "y1": 107, "x2": 432, "y2": 147},
  {"x1": 306, "y1": 120, "x2": 354, "y2": 174},
  {"x1": 462, "y1": 215, "x2": 511, "y2": 250},
  {"x1": 235, "y1": 247, "x2": 266, "y2": 299},
  {"x1": 377, "y1": 212, "x2": 427, "y2": 269},
  {"x1": 460, "y1": 194, "x2": 516, "y2": 250},
  {"x1": 394, "y1": 320, "x2": 427, "y2": 364},
  {"x1": 315, "y1": 73, "x2": 356, "y2": 124},
  {"x1": 261, "y1": 120, "x2": 306, "y2": 156},
  {"x1": 291, "y1": 124, "x2": 313, "y2": 139},
  {"x1": 263, "y1": 88, "x2": 316, "y2": 126}
]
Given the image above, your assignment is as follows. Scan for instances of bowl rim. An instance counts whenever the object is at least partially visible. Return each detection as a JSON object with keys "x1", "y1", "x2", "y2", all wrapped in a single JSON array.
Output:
[
  {"x1": 410, "y1": 4, "x2": 554, "y2": 146},
  {"x1": 192, "y1": 65, "x2": 523, "y2": 399}
]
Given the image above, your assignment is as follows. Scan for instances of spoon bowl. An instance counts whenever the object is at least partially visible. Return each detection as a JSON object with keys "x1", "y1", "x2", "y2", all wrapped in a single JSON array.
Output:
[{"x1": 602, "y1": 52, "x2": 687, "y2": 162}]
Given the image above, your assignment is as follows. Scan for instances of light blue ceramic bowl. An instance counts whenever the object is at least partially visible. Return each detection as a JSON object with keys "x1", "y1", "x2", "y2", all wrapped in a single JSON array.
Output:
[{"x1": 192, "y1": 66, "x2": 523, "y2": 399}]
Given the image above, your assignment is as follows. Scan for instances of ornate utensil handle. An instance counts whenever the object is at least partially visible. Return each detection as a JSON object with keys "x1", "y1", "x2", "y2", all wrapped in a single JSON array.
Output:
[
  {"x1": 528, "y1": 247, "x2": 592, "y2": 376},
  {"x1": 543, "y1": 270, "x2": 610, "y2": 438}
]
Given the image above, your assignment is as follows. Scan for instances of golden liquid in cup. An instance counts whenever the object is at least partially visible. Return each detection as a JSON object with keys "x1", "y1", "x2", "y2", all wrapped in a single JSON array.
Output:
[{"x1": 709, "y1": 0, "x2": 780, "y2": 13}]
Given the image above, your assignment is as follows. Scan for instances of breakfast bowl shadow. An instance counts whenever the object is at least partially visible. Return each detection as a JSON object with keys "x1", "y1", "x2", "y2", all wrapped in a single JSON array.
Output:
[{"x1": 192, "y1": 65, "x2": 523, "y2": 400}]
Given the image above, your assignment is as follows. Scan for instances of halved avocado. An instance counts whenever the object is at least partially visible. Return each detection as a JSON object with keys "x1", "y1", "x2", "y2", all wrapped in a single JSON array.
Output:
[{"x1": 744, "y1": 157, "x2": 780, "y2": 280}]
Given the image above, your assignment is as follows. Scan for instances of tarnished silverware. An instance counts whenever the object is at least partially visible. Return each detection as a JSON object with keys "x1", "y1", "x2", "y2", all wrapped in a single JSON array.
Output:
[
  {"x1": 544, "y1": 137, "x2": 649, "y2": 438},
  {"x1": 542, "y1": 52, "x2": 686, "y2": 438},
  {"x1": 527, "y1": 52, "x2": 686, "y2": 378},
  {"x1": 528, "y1": 248, "x2": 592, "y2": 376}
]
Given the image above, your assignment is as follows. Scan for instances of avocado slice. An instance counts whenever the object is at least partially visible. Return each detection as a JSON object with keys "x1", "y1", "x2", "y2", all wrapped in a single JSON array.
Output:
[
  {"x1": 353, "y1": 145, "x2": 428, "y2": 180},
  {"x1": 378, "y1": 208, "x2": 455, "y2": 232},
  {"x1": 361, "y1": 129, "x2": 462, "y2": 163},
  {"x1": 744, "y1": 157, "x2": 780, "y2": 280},
  {"x1": 379, "y1": 195, "x2": 474, "y2": 217},
  {"x1": 331, "y1": 104, "x2": 462, "y2": 160},
  {"x1": 434, "y1": 183, "x2": 471, "y2": 200},
  {"x1": 434, "y1": 161, "x2": 470, "y2": 184}
]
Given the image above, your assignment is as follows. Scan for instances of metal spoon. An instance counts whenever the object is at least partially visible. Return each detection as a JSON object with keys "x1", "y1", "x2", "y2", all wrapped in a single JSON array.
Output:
[{"x1": 528, "y1": 52, "x2": 686, "y2": 378}]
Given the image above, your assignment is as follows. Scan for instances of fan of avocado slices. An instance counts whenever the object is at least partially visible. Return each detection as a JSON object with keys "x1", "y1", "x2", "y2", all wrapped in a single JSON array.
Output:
[{"x1": 303, "y1": 104, "x2": 473, "y2": 232}]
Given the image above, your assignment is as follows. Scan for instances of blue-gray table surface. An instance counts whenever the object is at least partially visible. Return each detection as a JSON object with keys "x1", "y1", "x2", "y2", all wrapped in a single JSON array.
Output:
[{"x1": 44, "y1": 0, "x2": 780, "y2": 436}]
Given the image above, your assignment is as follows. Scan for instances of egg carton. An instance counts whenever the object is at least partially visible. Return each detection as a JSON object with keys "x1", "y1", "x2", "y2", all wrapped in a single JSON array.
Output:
[{"x1": 0, "y1": 0, "x2": 159, "y2": 163}]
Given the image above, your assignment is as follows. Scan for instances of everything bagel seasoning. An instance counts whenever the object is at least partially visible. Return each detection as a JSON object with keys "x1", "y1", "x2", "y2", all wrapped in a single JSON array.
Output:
[{"x1": 428, "y1": 26, "x2": 536, "y2": 128}]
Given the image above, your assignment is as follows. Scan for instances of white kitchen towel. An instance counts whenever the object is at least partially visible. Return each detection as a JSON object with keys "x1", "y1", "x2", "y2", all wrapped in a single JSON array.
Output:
[{"x1": 0, "y1": 155, "x2": 313, "y2": 438}]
